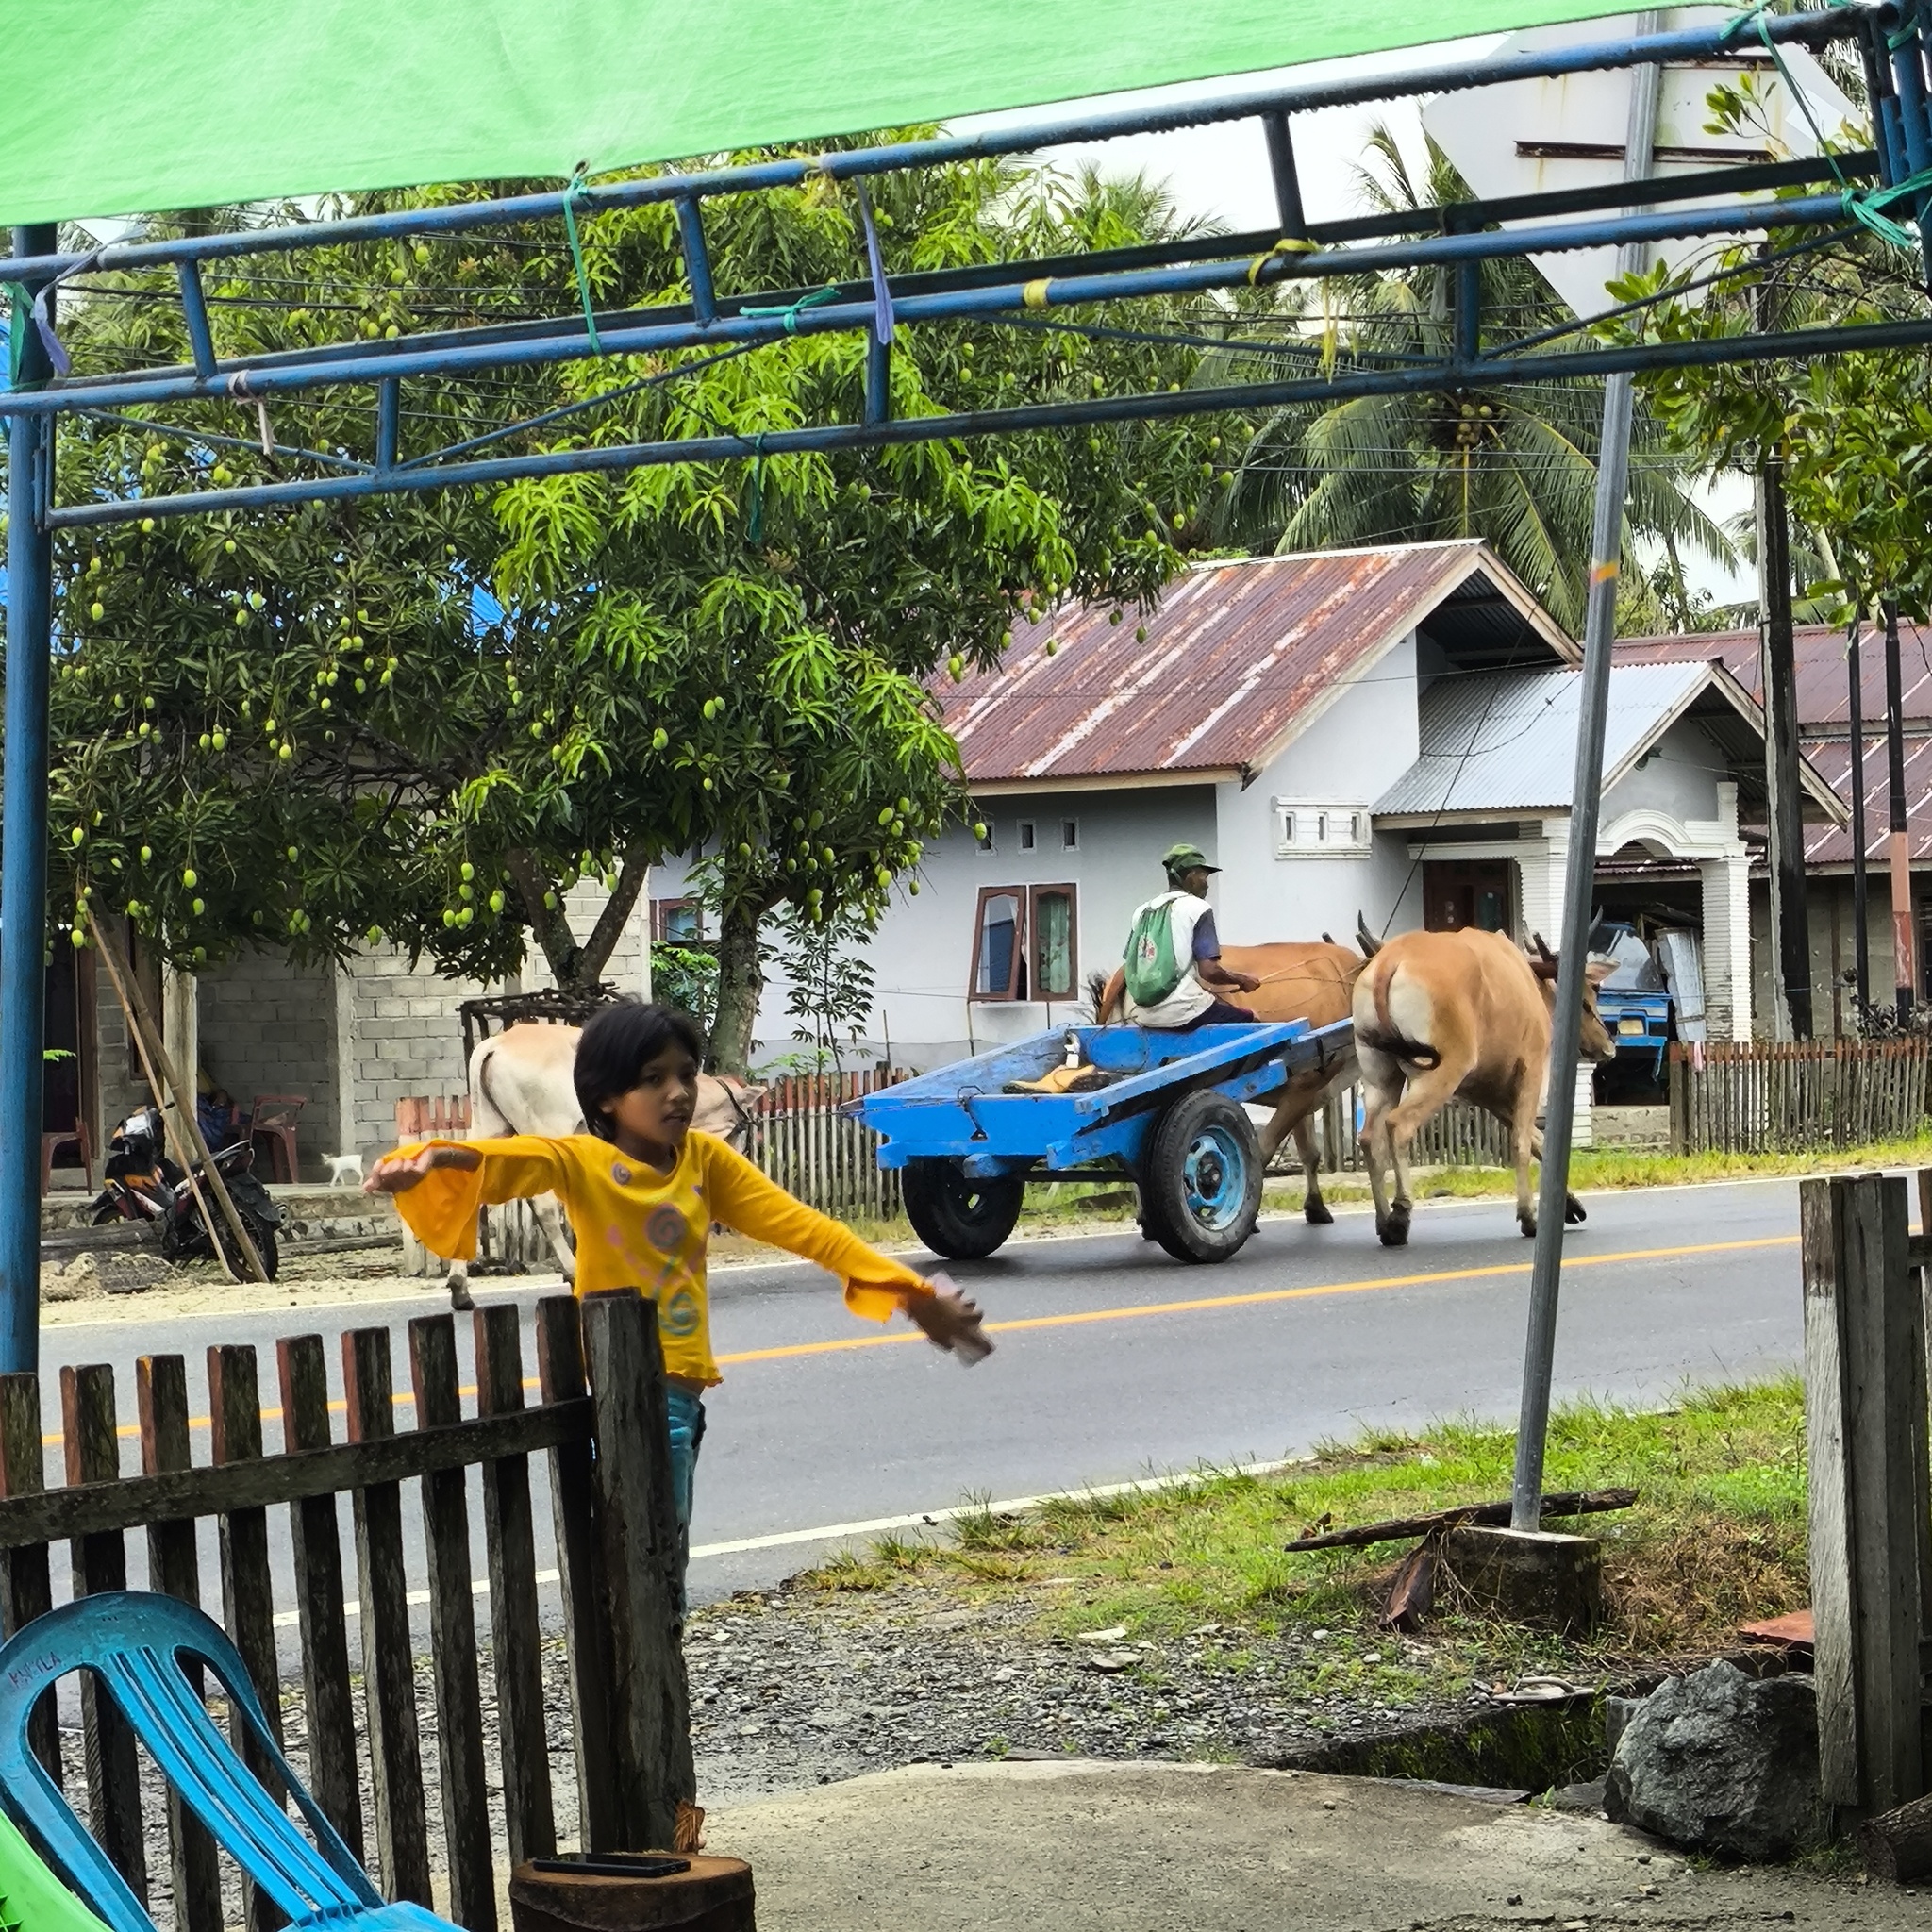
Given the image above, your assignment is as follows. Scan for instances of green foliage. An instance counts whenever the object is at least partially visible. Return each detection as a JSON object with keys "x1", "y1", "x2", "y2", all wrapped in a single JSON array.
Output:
[
  {"x1": 20, "y1": 152, "x2": 1229, "y2": 1045},
  {"x1": 1215, "y1": 130, "x2": 1729, "y2": 633},
  {"x1": 774, "y1": 904, "x2": 877, "y2": 1066},
  {"x1": 649, "y1": 942, "x2": 720, "y2": 1035}
]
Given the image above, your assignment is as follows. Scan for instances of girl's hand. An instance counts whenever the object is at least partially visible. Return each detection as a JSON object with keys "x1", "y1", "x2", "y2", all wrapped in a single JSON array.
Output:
[
  {"x1": 900, "y1": 1274, "x2": 993, "y2": 1364},
  {"x1": 363, "y1": 1144, "x2": 481, "y2": 1194}
]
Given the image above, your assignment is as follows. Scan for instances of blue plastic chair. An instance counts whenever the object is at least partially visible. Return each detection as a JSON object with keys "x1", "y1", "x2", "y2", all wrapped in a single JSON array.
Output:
[{"x1": 0, "y1": 1592, "x2": 456, "y2": 1932}]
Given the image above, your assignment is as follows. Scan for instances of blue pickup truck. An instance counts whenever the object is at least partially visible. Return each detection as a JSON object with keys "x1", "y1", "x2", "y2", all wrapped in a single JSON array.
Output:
[{"x1": 1590, "y1": 921, "x2": 1705, "y2": 1086}]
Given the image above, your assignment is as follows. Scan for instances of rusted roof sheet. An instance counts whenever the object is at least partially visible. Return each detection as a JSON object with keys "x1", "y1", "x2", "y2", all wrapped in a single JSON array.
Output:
[
  {"x1": 943, "y1": 541, "x2": 1573, "y2": 789},
  {"x1": 1618, "y1": 624, "x2": 1932, "y2": 866},
  {"x1": 1615, "y1": 620, "x2": 1932, "y2": 729}
]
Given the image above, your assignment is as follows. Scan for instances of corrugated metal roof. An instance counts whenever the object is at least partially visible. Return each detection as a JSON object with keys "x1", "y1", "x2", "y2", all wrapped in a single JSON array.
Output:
[
  {"x1": 1615, "y1": 620, "x2": 1932, "y2": 728},
  {"x1": 1619, "y1": 623, "x2": 1932, "y2": 867},
  {"x1": 943, "y1": 540, "x2": 1574, "y2": 789},
  {"x1": 1373, "y1": 662, "x2": 1712, "y2": 818}
]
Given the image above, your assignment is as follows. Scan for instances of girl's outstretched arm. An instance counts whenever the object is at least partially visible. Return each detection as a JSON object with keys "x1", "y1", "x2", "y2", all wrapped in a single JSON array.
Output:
[
  {"x1": 365, "y1": 1136, "x2": 575, "y2": 1262},
  {"x1": 698, "y1": 1137, "x2": 991, "y2": 1361}
]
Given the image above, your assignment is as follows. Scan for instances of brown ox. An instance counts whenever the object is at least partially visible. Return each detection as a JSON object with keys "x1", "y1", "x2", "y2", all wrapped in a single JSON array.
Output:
[
  {"x1": 1351, "y1": 926, "x2": 1615, "y2": 1247},
  {"x1": 440, "y1": 1022, "x2": 764, "y2": 1308},
  {"x1": 1094, "y1": 941, "x2": 1364, "y2": 1222}
]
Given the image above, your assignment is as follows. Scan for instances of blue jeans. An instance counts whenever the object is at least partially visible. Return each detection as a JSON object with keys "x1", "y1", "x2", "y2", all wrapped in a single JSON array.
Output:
[{"x1": 665, "y1": 1385, "x2": 706, "y2": 1607}]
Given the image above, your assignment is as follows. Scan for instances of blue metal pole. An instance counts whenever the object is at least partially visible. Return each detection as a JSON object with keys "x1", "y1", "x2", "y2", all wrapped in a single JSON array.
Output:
[
  {"x1": 42, "y1": 308, "x2": 1932, "y2": 532},
  {"x1": 1, "y1": 225, "x2": 57, "y2": 1375},
  {"x1": 0, "y1": 189, "x2": 1861, "y2": 425}
]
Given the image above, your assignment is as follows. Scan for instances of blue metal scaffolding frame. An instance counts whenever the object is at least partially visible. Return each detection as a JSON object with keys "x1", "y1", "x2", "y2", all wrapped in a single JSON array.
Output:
[{"x1": 2, "y1": 0, "x2": 1929, "y2": 1375}]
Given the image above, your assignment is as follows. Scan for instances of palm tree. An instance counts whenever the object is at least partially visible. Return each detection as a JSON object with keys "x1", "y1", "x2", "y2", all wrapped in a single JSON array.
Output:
[{"x1": 1212, "y1": 129, "x2": 1732, "y2": 634}]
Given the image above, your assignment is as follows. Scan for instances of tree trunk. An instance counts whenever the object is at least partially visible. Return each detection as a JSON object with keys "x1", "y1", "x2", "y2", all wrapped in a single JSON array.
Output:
[
  {"x1": 505, "y1": 849, "x2": 583, "y2": 987},
  {"x1": 575, "y1": 846, "x2": 651, "y2": 985},
  {"x1": 708, "y1": 900, "x2": 766, "y2": 1077}
]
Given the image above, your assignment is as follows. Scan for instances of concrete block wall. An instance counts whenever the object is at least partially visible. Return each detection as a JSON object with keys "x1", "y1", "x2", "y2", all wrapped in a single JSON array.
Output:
[
  {"x1": 196, "y1": 952, "x2": 338, "y2": 1176},
  {"x1": 340, "y1": 945, "x2": 492, "y2": 1159}
]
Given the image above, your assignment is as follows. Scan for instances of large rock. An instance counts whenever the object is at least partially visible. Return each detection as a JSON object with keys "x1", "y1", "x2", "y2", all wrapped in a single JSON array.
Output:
[{"x1": 1604, "y1": 1660, "x2": 1826, "y2": 1860}]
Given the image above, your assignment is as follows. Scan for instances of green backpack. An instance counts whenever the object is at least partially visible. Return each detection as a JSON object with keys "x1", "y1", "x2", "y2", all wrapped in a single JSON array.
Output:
[{"x1": 1124, "y1": 894, "x2": 1185, "y2": 1008}]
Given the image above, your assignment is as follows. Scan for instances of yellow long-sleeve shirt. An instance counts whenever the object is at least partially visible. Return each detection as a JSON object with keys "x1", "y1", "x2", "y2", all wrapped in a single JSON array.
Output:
[{"x1": 388, "y1": 1129, "x2": 928, "y2": 1385}]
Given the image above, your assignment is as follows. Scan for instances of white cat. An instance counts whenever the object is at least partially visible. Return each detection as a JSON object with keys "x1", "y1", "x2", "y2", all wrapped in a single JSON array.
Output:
[{"x1": 322, "y1": 1152, "x2": 365, "y2": 1188}]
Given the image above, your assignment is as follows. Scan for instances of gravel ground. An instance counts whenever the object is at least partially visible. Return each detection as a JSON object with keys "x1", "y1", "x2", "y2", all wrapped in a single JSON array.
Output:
[{"x1": 686, "y1": 1577, "x2": 1524, "y2": 1808}]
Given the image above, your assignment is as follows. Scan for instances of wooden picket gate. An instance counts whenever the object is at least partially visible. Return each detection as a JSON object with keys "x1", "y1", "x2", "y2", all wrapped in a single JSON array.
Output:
[
  {"x1": 1670, "y1": 1040, "x2": 1932, "y2": 1156},
  {"x1": 0, "y1": 1291, "x2": 690, "y2": 1931},
  {"x1": 747, "y1": 1069, "x2": 909, "y2": 1221}
]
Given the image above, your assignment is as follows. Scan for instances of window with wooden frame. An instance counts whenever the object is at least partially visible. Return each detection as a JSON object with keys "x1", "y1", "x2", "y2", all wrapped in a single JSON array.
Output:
[
  {"x1": 651, "y1": 897, "x2": 705, "y2": 942},
  {"x1": 968, "y1": 884, "x2": 1078, "y2": 1001}
]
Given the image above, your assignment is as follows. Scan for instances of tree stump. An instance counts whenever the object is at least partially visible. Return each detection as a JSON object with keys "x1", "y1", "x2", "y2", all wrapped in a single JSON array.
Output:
[
  {"x1": 1439, "y1": 1525, "x2": 1602, "y2": 1634},
  {"x1": 509, "y1": 1857, "x2": 755, "y2": 1932}
]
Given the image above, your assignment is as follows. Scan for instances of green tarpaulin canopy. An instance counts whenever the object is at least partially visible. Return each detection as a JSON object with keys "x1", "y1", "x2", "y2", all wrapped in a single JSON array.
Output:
[{"x1": 4, "y1": 1, "x2": 1633, "y2": 228}]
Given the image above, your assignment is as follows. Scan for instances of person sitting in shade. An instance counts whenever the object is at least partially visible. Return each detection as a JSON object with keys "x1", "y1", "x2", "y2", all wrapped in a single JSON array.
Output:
[{"x1": 1120, "y1": 842, "x2": 1261, "y2": 1028}]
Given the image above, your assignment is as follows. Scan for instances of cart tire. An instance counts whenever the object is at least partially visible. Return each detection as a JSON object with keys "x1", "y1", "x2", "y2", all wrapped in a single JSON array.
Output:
[
  {"x1": 901, "y1": 1160, "x2": 1024, "y2": 1260},
  {"x1": 1140, "y1": 1090, "x2": 1262, "y2": 1264}
]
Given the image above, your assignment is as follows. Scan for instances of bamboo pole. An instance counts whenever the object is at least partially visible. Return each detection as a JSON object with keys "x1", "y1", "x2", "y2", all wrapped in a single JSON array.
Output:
[{"x1": 92, "y1": 921, "x2": 269, "y2": 1284}]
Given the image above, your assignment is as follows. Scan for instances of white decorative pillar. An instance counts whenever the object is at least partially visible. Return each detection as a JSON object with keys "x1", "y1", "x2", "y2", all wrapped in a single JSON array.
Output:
[
  {"x1": 1517, "y1": 821, "x2": 1568, "y2": 946},
  {"x1": 1570, "y1": 1060, "x2": 1595, "y2": 1149},
  {"x1": 1700, "y1": 850, "x2": 1754, "y2": 1041}
]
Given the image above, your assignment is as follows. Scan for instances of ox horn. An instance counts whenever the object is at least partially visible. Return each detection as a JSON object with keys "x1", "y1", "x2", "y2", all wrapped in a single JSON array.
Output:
[
  {"x1": 1527, "y1": 932, "x2": 1561, "y2": 980},
  {"x1": 1355, "y1": 912, "x2": 1383, "y2": 958}
]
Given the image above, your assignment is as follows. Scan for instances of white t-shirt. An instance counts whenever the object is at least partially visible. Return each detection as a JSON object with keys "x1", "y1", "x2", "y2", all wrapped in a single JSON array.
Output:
[{"x1": 1122, "y1": 891, "x2": 1218, "y2": 1028}]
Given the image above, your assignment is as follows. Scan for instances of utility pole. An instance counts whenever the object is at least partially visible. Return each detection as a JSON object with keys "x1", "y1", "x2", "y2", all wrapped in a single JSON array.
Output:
[
  {"x1": 1757, "y1": 455, "x2": 1812, "y2": 1040},
  {"x1": 1849, "y1": 618, "x2": 1871, "y2": 1015},
  {"x1": 1511, "y1": 30, "x2": 1659, "y2": 1530},
  {"x1": 0, "y1": 228, "x2": 58, "y2": 1375},
  {"x1": 1883, "y1": 598, "x2": 1915, "y2": 1015}
]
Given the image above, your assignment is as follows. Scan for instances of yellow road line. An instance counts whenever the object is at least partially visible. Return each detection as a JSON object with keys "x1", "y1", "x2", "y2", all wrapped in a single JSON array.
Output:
[
  {"x1": 42, "y1": 1232, "x2": 1795, "y2": 1446},
  {"x1": 714, "y1": 1233, "x2": 1797, "y2": 1365}
]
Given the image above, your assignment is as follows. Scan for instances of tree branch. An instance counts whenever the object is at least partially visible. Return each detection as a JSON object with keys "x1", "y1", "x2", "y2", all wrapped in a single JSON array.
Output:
[
  {"x1": 576, "y1": 845, "x2": 655, "y2": 985},
  {"x1": 506, "y1": 848, "x2": 581, "y2": 986}
]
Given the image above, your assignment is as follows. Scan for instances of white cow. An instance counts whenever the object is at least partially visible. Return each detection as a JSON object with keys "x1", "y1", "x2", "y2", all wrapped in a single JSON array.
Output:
[{"x1": 441, "y1": 1022, "x2": 764, "y2": 1309}]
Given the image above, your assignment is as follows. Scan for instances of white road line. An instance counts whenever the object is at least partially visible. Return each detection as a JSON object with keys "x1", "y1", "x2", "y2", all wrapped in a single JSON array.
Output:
[{"x1": 268, "y1": 1455, "x2": 1307, "y2": 1624}]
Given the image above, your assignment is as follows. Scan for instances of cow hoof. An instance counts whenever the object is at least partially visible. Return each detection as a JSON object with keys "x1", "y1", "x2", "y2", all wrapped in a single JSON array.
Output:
[
  {"x1": 1304, "y1": 1199, "x2": 1335, "y2": 1226},
  {"x1": 1518, "y1": 1215, "x2": 1538, "y2": 1238},
  {"x1": 1377, "y1": 1219, "x2": 1409, "y2": 1248},
  {"x1": 1564, "y1": 1194, "x2": 1588, "y2": 1224},
  {"x1": 448, "y1": 1281, "x2": 475, "y2": 1312}
]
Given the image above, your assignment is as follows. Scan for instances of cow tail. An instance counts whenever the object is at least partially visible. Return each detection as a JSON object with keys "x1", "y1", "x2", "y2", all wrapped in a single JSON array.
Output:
[{"x1": 1358, "y1": 963, "x2": 1442, "y2": 1070}]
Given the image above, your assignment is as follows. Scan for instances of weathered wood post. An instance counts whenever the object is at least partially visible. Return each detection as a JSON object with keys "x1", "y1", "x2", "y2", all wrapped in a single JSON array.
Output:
[
  {"x1": 1800, "y1": 1172, "x2": 1932, "y2": 1824},
  {"x1": 580, "y1": 1289, "x2": 695, "y2": 1852}
]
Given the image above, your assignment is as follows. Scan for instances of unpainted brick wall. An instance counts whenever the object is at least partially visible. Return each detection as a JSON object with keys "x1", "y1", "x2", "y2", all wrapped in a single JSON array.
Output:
[{"x1": 342, "y1": 944, "x2": 487, "y2": 1158}]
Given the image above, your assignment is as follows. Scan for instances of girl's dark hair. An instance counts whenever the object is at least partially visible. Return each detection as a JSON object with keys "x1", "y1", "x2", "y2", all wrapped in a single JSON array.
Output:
[{"x1": 574, "y1": 999, "x2": 705, "y2": 1139}]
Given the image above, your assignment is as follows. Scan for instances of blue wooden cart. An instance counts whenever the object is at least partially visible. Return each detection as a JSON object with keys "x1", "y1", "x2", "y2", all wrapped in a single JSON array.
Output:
[{"x1": 847, "y1": 1018, "x2": 1353, "y2": 1263}]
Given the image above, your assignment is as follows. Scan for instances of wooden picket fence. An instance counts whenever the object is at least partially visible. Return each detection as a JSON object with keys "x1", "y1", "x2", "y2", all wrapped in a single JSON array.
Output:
[
  {"x1": 747, "y1": 1068, "x2": 910, "y2": 1221},
  {"x1": 1274, "y1": 1083, "x2": 1513, "y2": 1176},
  {"x1": 1668, "y1": 1039, "x2": 1932, "y2": 1155},
  {"x1": 0, "y1": 1291, "x2": 690, "y2": 1931}
]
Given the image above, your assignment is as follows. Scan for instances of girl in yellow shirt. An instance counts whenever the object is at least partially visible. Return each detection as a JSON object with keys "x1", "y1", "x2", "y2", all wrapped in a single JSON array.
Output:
[{"x1": 367, "y1": 1000, "x2": 990, "y2": 1587}]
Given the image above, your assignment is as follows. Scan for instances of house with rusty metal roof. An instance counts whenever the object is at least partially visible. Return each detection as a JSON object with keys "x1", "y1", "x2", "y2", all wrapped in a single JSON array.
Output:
[
  {"x1": 643, "y1": 540, "x2": 1841, "y2": 1073},
  {"x1": 1616, "y1": 620, "x2": 1932, "y2": 1034}
]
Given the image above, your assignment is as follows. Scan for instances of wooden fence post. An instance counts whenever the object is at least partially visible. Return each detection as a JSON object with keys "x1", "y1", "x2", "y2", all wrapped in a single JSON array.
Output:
[
  {"x1": 0, "y1": 1374, "x2": 59, "y2": 1785},
  {"x1": 60, "y1": 1364, "x2": 148, "y2": 1904},
  {"x1": 474, "y1": 1304, "x2": 558, "y2": 1868},
  {"x1": 579, "y1": 1290, "x2": 693, "y2": 1852},
  {"x1": 342, "y1": 1327, "x2": 434, "y2": 1906},
  {"x1": 1802, "y1": 1173, "x2": 1932, "y2": 1821},
  {"x1": 535, "y1": 1294, "x2": 620, "y2": 1855},
  {"x1": 135, "y1": 1356, "x2": 222, "y2": 1932},
  {"x1": 275, "y1": 1335, "x2": 363, "y2": 1859}
]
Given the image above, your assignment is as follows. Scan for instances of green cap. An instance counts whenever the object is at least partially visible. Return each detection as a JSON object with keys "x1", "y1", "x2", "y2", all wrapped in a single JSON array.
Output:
[{"x1": 1161, "y1": 841, "x2": 1219, "y2": 876}]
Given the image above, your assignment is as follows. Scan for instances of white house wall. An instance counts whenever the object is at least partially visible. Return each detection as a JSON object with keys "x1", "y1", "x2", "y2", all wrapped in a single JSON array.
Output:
[
  {"x1": 1218, "y1": 630, "x2": 1425, "y2": 945},
  {"x1": 1597, "y1": 716, "x2": 1723, "y2": 827}
]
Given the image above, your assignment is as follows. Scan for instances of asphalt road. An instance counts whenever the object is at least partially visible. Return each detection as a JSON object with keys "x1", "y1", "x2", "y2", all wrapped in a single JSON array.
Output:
[{"x1": 29, "y1": 1176, "x2": 1803, "y2": 1625}]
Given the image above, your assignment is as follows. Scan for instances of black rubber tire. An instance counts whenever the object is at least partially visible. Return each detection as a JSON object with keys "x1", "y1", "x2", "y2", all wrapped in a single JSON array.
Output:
[
  {"x1": 1139, "y1": 1089, "x2": 1263, "y2": 1264},
  {"x1": 901, "y1": 1159, "x2": 1024, "y2": 1260},
  {"x1": 215, "y1": 1210, "x2": 280, "y2": 1282}
]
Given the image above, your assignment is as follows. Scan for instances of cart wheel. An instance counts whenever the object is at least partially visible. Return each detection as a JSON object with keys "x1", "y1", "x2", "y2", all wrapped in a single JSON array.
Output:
[
  {"x1": 1140, "y1": 1090, "x2": 1262, "y2": 1264},
  {"x1": 901, "y1": 1159, "x2": 1024, "y2": 1260}
]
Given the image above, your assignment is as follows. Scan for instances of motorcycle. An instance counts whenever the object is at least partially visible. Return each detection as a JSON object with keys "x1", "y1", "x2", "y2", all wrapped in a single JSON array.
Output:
[{"x1": 89, "y1": 1105, "x2": 283, "y2": 1280}]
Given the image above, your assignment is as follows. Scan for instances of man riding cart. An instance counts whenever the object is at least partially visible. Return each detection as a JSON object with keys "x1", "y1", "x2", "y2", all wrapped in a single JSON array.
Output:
[{"x1": 1120, "y1": 843, "x2": 1262, "y2": 1029}]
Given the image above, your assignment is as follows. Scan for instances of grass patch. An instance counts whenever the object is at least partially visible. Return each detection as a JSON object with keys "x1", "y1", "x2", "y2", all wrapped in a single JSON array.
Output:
[{"x1": 797, "y1": 1380, "x2": 1807, "y2": 1702}]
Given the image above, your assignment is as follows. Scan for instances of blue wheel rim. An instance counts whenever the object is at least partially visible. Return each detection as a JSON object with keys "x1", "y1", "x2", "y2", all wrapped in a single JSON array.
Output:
[{"x1": 1181, "y1": 1124, "x2": 1246, "y2": 1230}]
